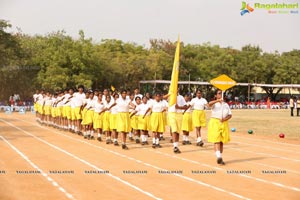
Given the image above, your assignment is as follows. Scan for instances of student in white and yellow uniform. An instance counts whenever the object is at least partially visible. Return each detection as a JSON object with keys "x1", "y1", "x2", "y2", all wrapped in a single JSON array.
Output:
[
  {"x1": 182, "y1": 94, "x2": 193, "y2": 145},
  {"x1": 136, "y1": 96, "x2": 151, "y2": 145},
  {"x1": 208, "y1": 89, "x2": 232, "y2": 165},
  {"x1": 55, "y1": 91, "x2": 65, "y2": 129},
  {"x1": 111, "y1": 90, "x2": 135, "y2": 150},
  {"x1": 130, "y1": 96, "x2": 141, "y2": 144},
  {"x1": 83, "y1": 91, "x2": 95, "y2": 139},
  {"x1": 71, "y1": 85, "x2": 85, "y2": 134},
  {"x1": 33, "y1": 90, "x2": 39, "y2": 118},
  {"x1": 109, "y1": 93, "x2": 120, "y2": 146},
  {"x1": 189, "y1": 89, "x2": 208, "y2": 147},
  {"x1": 148, "y1": 93, "x2": 166, "y2": 148},
  {"x1": 168, "y1": 93, "x2": 187, "y2": 154},
  {"x1": 93, "y1": 94, "x2": 105, "y2": 141},
  {"x1": 44, "y1": 92, "x2": 52, "y2": 125},
  {"x1": 103, "y1": 95, "x2": 114, "y2": 144},
  {"x1": 51, "y1": 93, "x2": 57, "y2": 126}
]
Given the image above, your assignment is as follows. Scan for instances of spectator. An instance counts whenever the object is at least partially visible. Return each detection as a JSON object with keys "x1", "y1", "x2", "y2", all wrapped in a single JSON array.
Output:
[{"x1": 289, "y1": 96, "x2": 294, "y2": 116}]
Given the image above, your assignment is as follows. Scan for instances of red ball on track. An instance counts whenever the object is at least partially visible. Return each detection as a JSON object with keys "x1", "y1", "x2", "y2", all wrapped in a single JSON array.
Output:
[{"x1": 279, "y1": 133, "x2": 285, "y2": 138}]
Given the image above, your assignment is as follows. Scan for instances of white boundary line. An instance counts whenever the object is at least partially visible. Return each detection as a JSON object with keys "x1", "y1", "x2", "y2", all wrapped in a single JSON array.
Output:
[
  {"x1": 231, "y1": 135, "x2": 300, "y2": 147},
  {"x1": 0, "y1": 119, "x2": 162, "y2": 200},
  {"x1": 0, "y1": 135, "x2": 74, "y2": 200},
  {"x1": 1, "y1": 118, "x2": 251, "y2": 200}
]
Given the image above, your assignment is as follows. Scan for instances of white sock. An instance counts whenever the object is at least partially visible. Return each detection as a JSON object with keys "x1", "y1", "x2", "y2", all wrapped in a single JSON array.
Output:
[
  {"x1": 160, "y1": 134, "x2": 163, "y2": 138},
  {"x1": 87, "y1": 130, "x2": 90, "y2": 136},
  {"x1": 129, "y1": 132, "x2": 133, "y2": 137},
  {"x1": 135, "y1": 136, "x2": 139, "y2": 140},
  {"x1": 72, "y1": 125, "x2": 75, "y2": 130},
  {"x1": 216, "y1": 151, "x2": 222, "y2": 158},
  {"x1": 186, "y1": 136, "x2": 189, "y2": 141},
  {"x1": 145, "y1": 135, "x2": 148, "y2": 141},
  {"x1": 183, "y1": 135, "x2": 187, "y2": 141},
  {"x1": 98, "y1": 133, "x2": 101, "y2": 138},
  {"x1": 152, "y1": 138, "x2": 156, "y2": 144},
  {"x1": 113, "y1": 138, "x2": 117, "y2": 142},
  {"x1": 68, "y1": 124, "x2": 71, "y2": 129},
  {"x1": 90, "y1": 131, "x2": 94, "y2": 137},
  {"x1": 197, "y1": 137, "x2": 202, "y2": 142},
  {"x1": 141, "y1": 135, "x2": 145, "y2": 141},
  {"x1": 155, "y1": 138, "x2": 159, "y2": 145},
  {"x1": 173, "y1": 142, "x2": 178, "y2": 148},
  {"x1": 83, "y1": 131, "x2": 86, "y2": 136}
]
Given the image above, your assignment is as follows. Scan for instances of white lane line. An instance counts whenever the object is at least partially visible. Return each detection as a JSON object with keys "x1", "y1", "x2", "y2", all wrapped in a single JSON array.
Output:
[
  {"x1": 0, "y1": 135, "x2": 74, "y2": 200},
  {"x1": 3, "y1": 119, "x2": 251, "y2": 200},
  {"x1": 0, "y1": 119, "x2": 162, "y2": 200},
  {"x1": 148, "y1": 149, "x2": 300, "y2": 192}
]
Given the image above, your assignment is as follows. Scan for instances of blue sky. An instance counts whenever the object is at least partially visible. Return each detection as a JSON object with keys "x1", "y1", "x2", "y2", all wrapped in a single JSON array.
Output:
[{"x1": 1, "y1": 0, "x2": 299, "y2": 52}]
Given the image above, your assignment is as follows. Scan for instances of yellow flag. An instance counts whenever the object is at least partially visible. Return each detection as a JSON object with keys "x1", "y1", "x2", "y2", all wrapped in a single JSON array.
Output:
[
  {"x1": 168, "y1": 36, "x2": 180, "y2": 107},
  {"x1": 111, "y1": 85, "x2": 115, "y2": 92}
]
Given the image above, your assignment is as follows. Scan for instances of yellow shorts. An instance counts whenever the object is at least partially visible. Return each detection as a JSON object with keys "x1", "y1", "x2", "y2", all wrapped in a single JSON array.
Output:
[
  {"x1": 84, "y1": 110, "x2": 94, "y2": 125},
  {"x1": 38, "y1": 104, "x2": 44, "y2": 115},
  {"x1": 192, "y1": 110, "x2": 206, "y2": 127},
  {"x1": 65, "y1": 106, "x2": 72, "y2": 120},
  {"x1": 110, "y1": 113, "x2": 118, "y2": 130},
  {"x1": 56, "y1": 107, "x2": 63, "y2": 117},
  {"x1": 93, "y1": 112, "x2": 103, "y2": 129},
  {"x1": 150, "y1": 112, "x2": 165, "y2": 133},
  {"x1": 208, "y1": 118, "x2": 230, "y2": 144},
  {"x1": 51, "y1": 107, "x2": 56, "y2": 118},
  {"x1": 117, "y1": 112, "x2": 131, "y2": 133},
  {"x1": 102, "y1": 112, "x2": 111, "y2": 132},
  {"x1": 34, "y1": 103, "x2": 38, "y2": 111},
  {"x1": 182, "y1": 112, "x2": 193, "y2": 132},
  {"x1": 168, "y1": 112, "x2": 182, "y2": 134}
]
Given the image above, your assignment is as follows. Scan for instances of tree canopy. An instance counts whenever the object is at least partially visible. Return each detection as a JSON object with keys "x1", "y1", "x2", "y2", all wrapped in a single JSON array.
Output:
[{"x1": 1, "y1": 19, "x2": 300, "y2": 101}]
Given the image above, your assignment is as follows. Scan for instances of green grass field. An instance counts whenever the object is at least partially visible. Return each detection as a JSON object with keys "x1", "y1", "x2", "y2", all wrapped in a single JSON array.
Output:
[{"x1": 215, "y1": 109, "x2": 300, "y2": 139}]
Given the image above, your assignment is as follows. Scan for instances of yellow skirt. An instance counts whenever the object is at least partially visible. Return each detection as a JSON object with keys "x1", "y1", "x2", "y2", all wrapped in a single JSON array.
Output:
[
  {"x1": 102, "y1": 112, "x2": 111, "y2": 132},
  {"x1": 168, "y1": 112, "x2": 182, "y2": 134},
  {"x1": 117, "y1": 112, "x2": 131, "y2": 133},
  {"x1": 150, "y1": 112, "x2": 165, "y2": 133},
  {"x1": 138, "y1": 115, "x2": 150, "y2": 131},
  {"x1": 208, "y1": 118, "x2": 230, "y2": 144},
  {"x1": 131, "y1": 115, "x2": 138, "y2": 130},
  {"x1": 110, "y1": 113, "x2": 118, "y2": 130},
  {"x1": 71, "y1": 108, "x2": 76, "y2": 121},
  {"x1": 93, "y1": 112, "x2": 103, "y2": 129},
  {"x1": 192, "y1": 110, "x2": 206, "y2": 127},
  {"x1": 182, "y1": 112, "x2": 193, "y2": 132},
  {"x1": 75, "y1": 107, "x2": 82, "y2": 120},
  {"x1": 44, "y1": 105, "x2": 51, "y2": 115}
]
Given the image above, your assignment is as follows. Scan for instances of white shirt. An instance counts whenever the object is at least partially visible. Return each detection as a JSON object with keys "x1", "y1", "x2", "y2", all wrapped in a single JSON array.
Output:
[
  {"x1": 37, "y1": 94, "x2": 43, "y2": 104},
  {"x1": 211, "y1": 102, "x2": 232, "y2": 119},
  {"x1": 94, "y1": 100, "x2": 105, "y2": 113},
  {"x1": 190, "y1": 97, "x2": 208, "y2": 110},
  {"x1": 116, "y1": 98, "x2": 131, "y2": 112},
  {"x1": 86, "y1": 99, "x2": 96, "y2": 111},
  {"x1": 110, "y1": 99, "x2": 118, "y2": 114},
  {"x1": 136, "y1": 103, "x2": 150, "y2": 116},
  {"x1": 150, "y1": 100, "x2": 165, "y2": 112},
  {"x1": 63, "y1": 94, "x2": 71, "y2": 106},
  {"x1": 168, "y1": 95, "x2": 186, "y2": 113},
  {"x1": 104, "y1": 100, "x2": 114, "y2": 113},
  {"x1": 44, "y1": 97, "x2": 52, "y2": 106},
  {"x1": 71, "y1": 92, "x2": 86, "y2": 107},
  {"x1": 33, "y1": 94, "x2": 39, "y2": 102}
]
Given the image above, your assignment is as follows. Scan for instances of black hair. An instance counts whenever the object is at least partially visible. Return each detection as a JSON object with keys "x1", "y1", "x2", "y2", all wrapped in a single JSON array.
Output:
[
  {"x1": 135, "y1": 96, "x2": 141, "y2": 101},
  {"x1": 78, "y1": 85, "x2": 84, "y2": 90},
  {"x1": 121, "y1": 89, "x2": 127, "y2": 94}
]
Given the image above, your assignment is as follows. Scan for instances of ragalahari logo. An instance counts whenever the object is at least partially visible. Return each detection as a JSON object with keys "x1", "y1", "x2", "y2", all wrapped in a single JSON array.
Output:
[{"x1": 241, "y1": 1, "x2": 254, "y2": 15}]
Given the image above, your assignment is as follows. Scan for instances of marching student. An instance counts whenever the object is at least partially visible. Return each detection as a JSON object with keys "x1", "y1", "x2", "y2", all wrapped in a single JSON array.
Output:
[
  {"x1": 103, "y1": 95, "x2": 114, "y2": 144},
  {"x1": 109, "y1": 93, "x2": 120, "y2": 146},
  {"x1": 208, "y1": 89, "x2": 232, "y2": 165},
  {"x1": 43, "y1": 92, "x2": 52, "y2": 125},
  {"x1": 182, "y1": 94, "x2": 193, "y2": 145},
  {"x1": 33, "y1": 90, "x2": 39, "y2": 118},
  {"x1": 189, "y1": 89, "x2": 208, "y2": 146},
  {"x1": 83, "y1": 91, "x2": 95, "y2": 139},
  {"x1": 111, "y1": 90, "x2": 135, "y2": 150},
  {"x1": 71, "y1": 85, "x2": 86, "y2": 134},
  {"x1": 128, "y1": 93, "x2": 136, "y2": 141},
  {"x1": 168, "y1": 92, "x2": 187, "y2": 154},
  {"x1": 130, "y1": 96, "x2": 142, "y2": 144},
  {"x1": 80, "y1": 91, "x2": 90, "y2": 136},
  {"x1": 148, "y1": 93, "x2": 166, "y2": 148},
  {"x1": 51, "y1": 93, "x2": 58, "y2": 127},
  {"x1": 137, "y1": 96, "x2": 151, "y2": 145},
  {"x1": 55, "y1": 91, "x2": 65, "y2": 129},
  {"x1": 93, "y1": 93, "x2": 105, "y2": 141}
]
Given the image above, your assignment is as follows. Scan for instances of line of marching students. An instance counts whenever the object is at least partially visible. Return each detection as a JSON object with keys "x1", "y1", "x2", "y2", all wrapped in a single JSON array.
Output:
[{"x1": 33, "y1": 86, "x2": 232, "y2": 165}]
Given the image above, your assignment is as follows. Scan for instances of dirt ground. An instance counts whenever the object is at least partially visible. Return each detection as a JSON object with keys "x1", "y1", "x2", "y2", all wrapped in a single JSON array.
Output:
[{"x1": 0, "y1": 110, "x2": 299, "y2": 200}]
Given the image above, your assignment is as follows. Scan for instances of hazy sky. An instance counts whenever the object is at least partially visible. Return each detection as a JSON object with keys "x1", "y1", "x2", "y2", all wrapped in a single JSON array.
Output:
[{"x1": 1, "y1": 0, "x2": 300, "y2": 52}]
